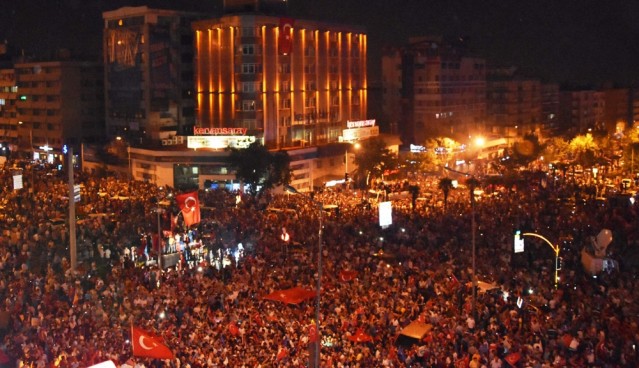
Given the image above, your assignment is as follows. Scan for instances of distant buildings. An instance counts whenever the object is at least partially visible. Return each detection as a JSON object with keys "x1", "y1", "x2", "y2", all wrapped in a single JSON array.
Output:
[
  {"x1": 102, "y1": 6, "x2": 205, "y2": 143},
  {"x1": 382, "y1": 36, "x2": 486, "y2": 145},
  {"x1": 558, "y1": 90, "x2": 604, "y2": 134},
  {"x1": 485, "y1": 66, "x2": 542, "y2": 138},
  {"x1": 13, "y1": 61, "x2": 104, "y2": 161}
]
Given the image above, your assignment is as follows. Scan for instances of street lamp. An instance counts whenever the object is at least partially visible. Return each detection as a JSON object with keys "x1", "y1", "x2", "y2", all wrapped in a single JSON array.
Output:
[{"x1": 284, "y1": 185, "x2": 322, "y2": 368}]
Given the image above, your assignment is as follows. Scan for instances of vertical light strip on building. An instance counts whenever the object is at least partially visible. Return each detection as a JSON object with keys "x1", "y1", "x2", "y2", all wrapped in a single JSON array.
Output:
[
  {"x1": 196, "y1": 30, "x2": 203, "y2": 125},
  {"x1": 230, "y1": 26, "x2": 235, "y2": 123},
  {"x1": 208, "y1": 28, "x2": 213, "y2": 128},
  {"x1": 217, "y1": 27, "x2": 222, "y2": 127},
  {"x1": 262, "y1": 25, "x2": 267, "y2": 134}
]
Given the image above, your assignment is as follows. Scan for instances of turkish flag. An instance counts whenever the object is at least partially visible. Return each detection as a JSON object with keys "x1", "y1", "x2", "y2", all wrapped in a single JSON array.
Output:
[
  {"x1": 308, "y1": 322, "x2": 319, "y2": 344},
  {"x1": 276, "y1": 347, "x2": 289, "y2": 361},
  {"x1": 131, "y1": 326, "x2": 174, "y2": 360},
  {"x1": 504, "y1": 352, "x2": 521, "y2": 367},
  {"x1": 228, "y1": 321, "x2": 240, "y2": 336},
  {"x1": 279, "y1": 18, "x2": 294, "y2": 55},
  {"x1": 176, "y1": 191, "x2": 201, "y2": 226},
  {"x1": 339, "y1": 269, "x2": 357, "y2": 282}
]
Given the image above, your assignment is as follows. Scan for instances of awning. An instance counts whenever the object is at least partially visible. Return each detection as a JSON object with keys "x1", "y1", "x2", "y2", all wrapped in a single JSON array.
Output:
[{"x1": 399, "y1": 321, "x2": 433, "y2": 340}]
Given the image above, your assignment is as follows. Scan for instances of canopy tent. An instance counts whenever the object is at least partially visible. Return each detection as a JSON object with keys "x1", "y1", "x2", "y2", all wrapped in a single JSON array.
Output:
[
  {"x1": 396, "y1": 321, "x2": 433, "y2": 346},
  {"x1": 263, "y1": 287, "x2": 316, "y2": 305}
]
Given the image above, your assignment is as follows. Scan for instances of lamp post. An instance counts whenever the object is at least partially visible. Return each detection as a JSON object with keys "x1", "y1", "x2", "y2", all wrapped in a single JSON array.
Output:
[
  {"x1": 521, "y1": 232, "x2": 561, "y2": 288},
  {"x1": 285, "y1": 185, "x2": 322, "y2": 368},
  {"x1": 466, "y1": 176, "x2": 480, "y2": 320}
]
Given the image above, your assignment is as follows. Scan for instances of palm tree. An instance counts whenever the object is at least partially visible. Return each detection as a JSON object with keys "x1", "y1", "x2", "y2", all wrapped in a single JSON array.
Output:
[
  {"x1": 466, "y1": 176, "x2": 481, "y2": 204},
  {"x1": 438, "y1": 177, "x2": 454, "y2": 209}
]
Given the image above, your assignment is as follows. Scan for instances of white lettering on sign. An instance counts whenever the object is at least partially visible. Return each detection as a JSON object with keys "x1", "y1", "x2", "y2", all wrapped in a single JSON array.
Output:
[
  {"x1": 346, "y1": 119, "x2": 376, "y2": 129},
  {"x1": 193, "y1": 127, "x2": 248, "y2": 136}
]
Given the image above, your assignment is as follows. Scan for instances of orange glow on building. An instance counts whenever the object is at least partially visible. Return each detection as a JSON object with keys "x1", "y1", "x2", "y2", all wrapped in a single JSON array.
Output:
[{"x1": 192, "y1": 14, "x2": 367, "y2": 148}]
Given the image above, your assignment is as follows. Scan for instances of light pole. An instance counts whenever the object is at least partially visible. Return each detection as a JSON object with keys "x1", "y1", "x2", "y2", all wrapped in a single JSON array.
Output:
[
  {"x1": 466, "y1": 176, "x2": 480, "y2": 320},
  {"x1": 285, "y1": 185, "x2": 322, "y2": 368},
  {"x1": 521, "y1": 232, "x2": 561, "y2": 288}
]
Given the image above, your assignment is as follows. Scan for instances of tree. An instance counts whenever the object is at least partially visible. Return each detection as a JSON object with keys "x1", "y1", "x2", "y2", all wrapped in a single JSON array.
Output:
[
  {"x1": 542, "y1": 137, "x2": 570, "y2": 163},
  {"x1": 466, "y1": 176, "x2": 481, "y2": 203},
  {"x1": 569, "y1": 134, "x2": 598, "y2": 168},
  {"x1": 352, "y1": 137, "x2": 397, "y2": 186},
  {"x1": 228, "y1": 142, "x2": 291, "y2": 196},
  {"x1": 438, "y1": 177, "x2": 454, "y2": 210}
]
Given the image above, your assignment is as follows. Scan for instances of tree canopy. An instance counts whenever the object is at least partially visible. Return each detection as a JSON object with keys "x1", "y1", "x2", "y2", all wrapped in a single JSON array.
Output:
[
  {"x1": 352, "y1": 137, "x2": 397, "y2": 186},
  {"x1": 228, "y1": 142, "x2": 291, "y2": 196}
]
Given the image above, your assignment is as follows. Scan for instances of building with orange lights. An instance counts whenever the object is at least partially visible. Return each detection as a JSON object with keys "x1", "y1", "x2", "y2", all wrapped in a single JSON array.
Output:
[{"x1": 192, "y1": 13, "x2": 368, "y2": 149}]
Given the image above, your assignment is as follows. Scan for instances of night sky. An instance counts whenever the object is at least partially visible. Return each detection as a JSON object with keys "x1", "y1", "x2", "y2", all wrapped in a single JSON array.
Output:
[{"x1": 1, "y1": 0, "x2": 637, "y2": 86}]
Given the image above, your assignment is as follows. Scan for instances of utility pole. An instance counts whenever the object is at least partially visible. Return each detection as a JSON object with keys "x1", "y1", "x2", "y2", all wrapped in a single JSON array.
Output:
[{"x1": 67, "y1": 148, "x2": 77, "y2": 271}]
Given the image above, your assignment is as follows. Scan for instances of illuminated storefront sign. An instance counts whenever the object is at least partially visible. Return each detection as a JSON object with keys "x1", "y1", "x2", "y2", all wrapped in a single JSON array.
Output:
[
  {"x1": 342, "y1": 126, "x2": 379, "y2": 142},
  {"x1": 346, "y1": 119, "x2": 376, "y2": 129},
  {"x1": 193, "y1": 127, "x2": 248, "y2": 135},
  {"x1": 187, "y1": 135, "x2": 256, "y2": 150}
]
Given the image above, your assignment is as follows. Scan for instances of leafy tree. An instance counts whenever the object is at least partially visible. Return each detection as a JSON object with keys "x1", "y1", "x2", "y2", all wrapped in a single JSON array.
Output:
[
  {"x1": 569, "y1": 134, "x2": 598, "y2": 168},
  {"x1": 542, "y1": 137, "x2": 570, "y2": 163},
  {"x1": 228, "y1": 142, "x2": 291, "y2": 196},
  {"x1": 438, "y1": 177, "x2": 454, "y2": 209},
  {"x1": 353, "y1": 137, "x2": 397, "y2": 186}
]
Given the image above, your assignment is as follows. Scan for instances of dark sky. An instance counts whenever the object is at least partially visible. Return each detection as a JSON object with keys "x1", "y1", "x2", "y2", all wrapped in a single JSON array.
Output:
[{"x1": 1, "y1": 0, "x2": 637, "y2": 86}]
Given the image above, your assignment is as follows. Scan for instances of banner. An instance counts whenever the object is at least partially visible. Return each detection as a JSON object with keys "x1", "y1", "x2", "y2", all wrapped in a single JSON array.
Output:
[
  {"x1": 176, "y1": 191, "x2": 201, "y2": 226},
  {"x1": 279, "y1": 18, "x2": 294, "y2": 55}
]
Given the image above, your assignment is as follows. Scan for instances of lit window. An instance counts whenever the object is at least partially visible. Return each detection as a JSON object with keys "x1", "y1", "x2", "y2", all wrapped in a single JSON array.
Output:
[{"x1": 242, "y1": 100, "x2": 256, "y2": 111}]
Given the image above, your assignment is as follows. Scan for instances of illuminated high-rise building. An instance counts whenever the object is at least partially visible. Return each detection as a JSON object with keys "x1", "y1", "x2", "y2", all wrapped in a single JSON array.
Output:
[{"x1": 192, "y1": 13, "x2": 367, "y2": 149}]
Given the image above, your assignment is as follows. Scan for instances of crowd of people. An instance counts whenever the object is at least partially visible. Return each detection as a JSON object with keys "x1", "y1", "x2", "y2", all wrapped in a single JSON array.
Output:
[{"x1": 0, "y1": 160, "x2": 639, "y2": 367}]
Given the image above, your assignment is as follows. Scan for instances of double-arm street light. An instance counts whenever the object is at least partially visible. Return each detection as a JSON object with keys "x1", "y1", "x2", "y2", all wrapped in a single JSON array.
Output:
[{"x1": 285, "y1": 185, "x2": 322, "y2": 367}]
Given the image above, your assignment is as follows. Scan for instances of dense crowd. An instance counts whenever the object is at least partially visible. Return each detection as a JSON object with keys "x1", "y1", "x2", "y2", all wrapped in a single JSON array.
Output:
[{"x1": 1, "y1": 160, "x2": 639, "y2": 367}]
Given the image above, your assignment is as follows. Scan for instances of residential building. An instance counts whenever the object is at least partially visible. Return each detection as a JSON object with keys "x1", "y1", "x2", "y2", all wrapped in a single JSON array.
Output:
[
  {"x1": 14, "y1": 60, "x2": 104, "y2": 161},
  {"x1": 601, "y1": 87, "x2": 630, "y2": 133},
  {"x1": 541, "y1": 83, "x2": 560, "y2": 135},
  {"x1": 558, "y1": 90, "x2": 604, "y2": 134},
  {"x1": 103, "y1": 6, "x2": 205, "y2": 142},
  {"x1": 381, "y1": 36, "x2": 486, "y2": 146},
  {"x1": 0, "y1": 69, "x2": 18, "y2": 151},
  {"x1": 486, "y1": 66, "x2": 542, "y2": 138}
]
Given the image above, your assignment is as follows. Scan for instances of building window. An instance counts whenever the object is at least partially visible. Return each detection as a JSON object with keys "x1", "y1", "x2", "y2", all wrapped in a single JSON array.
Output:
[
  {"x1": 242, "y1": 64, "x2": 257, "y2": 74},
  {"x1": 242, "y1": 100, "x2": 256, "y2": 111},
  {"x1": 306, "y1": 97, "x2": 316, "y2": 108},
  {"x1": 281, "y1": 80, "x2": 290, "y2": 91},
  {"x1": 281, "y1": 98, "x2": 291, "y2": 109},
  {"x1": 242, "y1": 82, "x2": 259, "y2": 93},
  {"x1": 241, "y1": 27, "x2": 256, "y2": 37},
  {"x1": 242, "y1": 44, "x2": 256, "y2": 55},
  {"x1": 278, "y1": 63, "x2": 290, "y2": 74}
]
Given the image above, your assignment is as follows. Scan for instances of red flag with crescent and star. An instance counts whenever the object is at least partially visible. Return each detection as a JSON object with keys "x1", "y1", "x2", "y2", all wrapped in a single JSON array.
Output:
[
  {"x1": 131, "y1": 326, "x2": 174, "y2": 359},
  {"x1": 308, "y1": 321, "x2": 319, "y2": 344},
  {"x1": 176, "y1": 191, "x2": 201, "y2": 226},
  {"x1": 279, "y1": 18, "x2": 294, "y2": 55}
]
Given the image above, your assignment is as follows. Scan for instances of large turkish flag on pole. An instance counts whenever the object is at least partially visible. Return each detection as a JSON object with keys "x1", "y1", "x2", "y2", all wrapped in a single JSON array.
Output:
[
  {"x1": 176, "y1": 191, "x2": 201, "y2": 226},
  {"x1": 131, "y1": 326, "x2": 174, "y2": 360}
]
